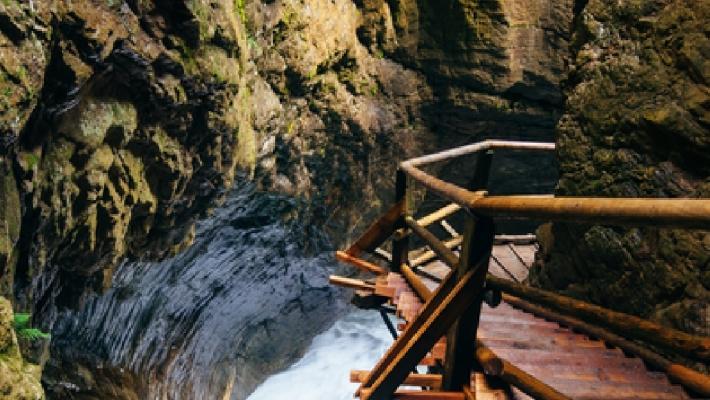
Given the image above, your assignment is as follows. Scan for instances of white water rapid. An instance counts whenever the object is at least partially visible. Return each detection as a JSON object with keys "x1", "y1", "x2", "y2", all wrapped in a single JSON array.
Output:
[{"x1": 247, "y1": 309, "x2": 397, "y2": 400}]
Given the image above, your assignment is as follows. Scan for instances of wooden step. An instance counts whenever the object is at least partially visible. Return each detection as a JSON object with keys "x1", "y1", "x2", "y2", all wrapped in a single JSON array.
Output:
[{"x1": 347, "y1": 247, "x2": 703, "y2": 400}]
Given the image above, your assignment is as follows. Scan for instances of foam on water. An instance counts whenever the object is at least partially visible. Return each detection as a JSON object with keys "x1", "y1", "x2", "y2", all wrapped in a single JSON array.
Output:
[{"x1": 248, "y1": 310, "x2": 395, "y2": 400}]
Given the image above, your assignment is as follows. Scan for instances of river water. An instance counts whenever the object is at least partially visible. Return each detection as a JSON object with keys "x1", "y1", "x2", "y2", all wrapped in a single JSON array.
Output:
[{"x1": 248, "y1": 310, "x2": 394, "y2": 400}]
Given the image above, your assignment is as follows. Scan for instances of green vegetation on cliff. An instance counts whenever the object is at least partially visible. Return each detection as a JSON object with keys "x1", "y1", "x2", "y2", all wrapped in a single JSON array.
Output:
[{"x1": 0, "y1": 298, "x2": 43, "y2": 400}]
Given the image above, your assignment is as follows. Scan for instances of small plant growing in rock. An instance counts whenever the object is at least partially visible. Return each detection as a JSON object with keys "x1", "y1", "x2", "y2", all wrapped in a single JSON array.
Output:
[
  {"x1": 234, "y1": 0, "x2": 247, "y2": 25},
  {"x1": 12, "y1": 313, "x2": 50, "y2": 341}
]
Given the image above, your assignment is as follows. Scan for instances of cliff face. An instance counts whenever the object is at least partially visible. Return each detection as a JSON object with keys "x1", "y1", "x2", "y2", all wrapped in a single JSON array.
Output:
[
  {"x1": 0, "y1": 0, "x2": 573, "y2": 313},
  {"x1": 531, "y1": 0, "x2": 710, "y2": 337},
  {"x1": 0, "y1": 0, "x2": 574, "y2": 398},
  {"x1": 0, "y1": 1, "x2": 426, "y2": 395},
  {"x1": 0, "y1": 0, "x2": 430, "y2": 313},
  {"x1": 1, "y1": 0, "x2": 253, "y2": 314},
  {"x1": 363, "y1": 0, "x2": 571, "y2": 195}
]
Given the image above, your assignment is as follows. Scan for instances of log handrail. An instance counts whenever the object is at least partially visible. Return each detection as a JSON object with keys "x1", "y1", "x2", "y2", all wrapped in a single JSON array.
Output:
[
  {"x1": 399, "y1": 140, "x2": 710, "y2": 230},
  {"x1": 335, "y1": 251, "x2": 387, "y2": 275},
  {"x1": 409, "y1": 236, "x2": 463, "y2": 267},
  {"x1": 502, "y1": 294, "x2": 710, "y2": 396},
  {"x1": 405, "y1": 217, "x2": 460, "y2": 269},
  {"x1": 394, "y1": 203, "x2": 462, "y2": 240},
  {"x1": 334, "y1": 139, "x2": 710, "y2": 399},
  {"x1": 486, "y1": 275, "x2": 710, "y2": 362}
]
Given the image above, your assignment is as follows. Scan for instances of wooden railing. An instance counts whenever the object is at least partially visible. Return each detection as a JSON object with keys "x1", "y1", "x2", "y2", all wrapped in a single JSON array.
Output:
[{"x1": 332, "y1": 140, "x2": 710, "y2": 400}]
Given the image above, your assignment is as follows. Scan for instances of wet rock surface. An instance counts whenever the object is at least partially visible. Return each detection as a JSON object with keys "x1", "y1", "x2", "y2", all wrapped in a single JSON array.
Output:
[
  {"x1": 44, "y1": 185, "x2": 346, "y2": 400},
  {"x1": 530, "y1": 0, "x2": 710, "y2": 338}
]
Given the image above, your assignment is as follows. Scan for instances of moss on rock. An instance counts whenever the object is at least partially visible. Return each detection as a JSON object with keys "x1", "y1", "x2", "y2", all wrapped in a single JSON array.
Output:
[
  {"x1": 530, "y1": 0, "x2": 710, "y2": 338},
  {"x1": 0, "y1": 297, "x2": 43, "y2": 400}
]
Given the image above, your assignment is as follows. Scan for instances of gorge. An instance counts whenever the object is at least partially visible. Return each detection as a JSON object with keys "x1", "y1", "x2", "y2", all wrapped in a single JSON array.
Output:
[{"x1": 0, "y1": 0, "x2": 707, "y2": 399}]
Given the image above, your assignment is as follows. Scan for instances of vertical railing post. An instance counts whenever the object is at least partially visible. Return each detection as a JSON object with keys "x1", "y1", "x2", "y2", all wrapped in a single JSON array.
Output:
[
  {"x1": 391, "y1": 169, "x2": 409, "y2": 272},
  {"x1": 442, "y1": 150, "x2": 495, "y2": 390}
]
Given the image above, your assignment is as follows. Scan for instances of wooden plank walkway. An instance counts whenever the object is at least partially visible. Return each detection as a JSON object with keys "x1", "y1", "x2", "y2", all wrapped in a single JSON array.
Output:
[
  {"x1": 333, "y1": 141, "x2": 710, "y2": 399},
  {"x1": 365, "y1": 243, "x2": 692, "y2": 400}
]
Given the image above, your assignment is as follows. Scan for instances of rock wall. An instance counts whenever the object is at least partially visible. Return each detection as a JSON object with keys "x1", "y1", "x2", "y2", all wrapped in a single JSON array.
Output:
[
  {"x1": 1, "y1": 0, "x2": 254, "y2": 315},
  {"x1": 0, "y1": 0, "x2": 574, "y2": 313},
  {"x1": 0, "y1": 0, "x2": 574, "y2": 398},
  {"x1": 530, "y1": 0, "x2": 710, "y2": 338},
  {"x1": 0, "y1": 0, "x2": 431, "y2": 314},
  {"x1": 363, "y1": 0, "x2": 572, "y2": 197}
]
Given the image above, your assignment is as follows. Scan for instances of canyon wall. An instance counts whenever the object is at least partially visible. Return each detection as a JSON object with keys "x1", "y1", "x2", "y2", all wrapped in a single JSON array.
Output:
[
  {"x1": 0, "y1": 0, "x2": 576, "y2": 398},
  {"x1": 0, "y1": 0, "x2": 437, "y2": 310},
  {"x1": 531, "y1": 0, "x2": 710, "y2": 340}
]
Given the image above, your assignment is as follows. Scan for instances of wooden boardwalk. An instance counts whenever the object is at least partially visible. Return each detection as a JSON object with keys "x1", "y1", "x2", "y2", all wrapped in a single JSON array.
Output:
[
  {"x1": 331, "y1": 140, "x2": 710, "y2": 400},
  {"x1": 365, "y1": 243, "x2": 691, "y2": 399}
]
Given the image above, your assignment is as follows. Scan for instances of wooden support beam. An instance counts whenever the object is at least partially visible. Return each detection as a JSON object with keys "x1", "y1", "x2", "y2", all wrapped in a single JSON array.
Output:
[
  {"x1": 443, "y1": 150, "x2": 494, "y2": 392},
  {"x1": 462, "y1": 385, "x2": 475, "y2": 400},
  {"x1": 475, "y1": 341, "x2": 571, "y2": 400},
  {"x1": 494, "y1": 234, "x2": 536, "y2": 244},
  {"x1": 392, "y1": 390, "x2": 465, "y2": 400},
  {"x1": 409, "y1": 236, "x2": 463, "y2": 267},
  {"x1": 329, "y1": 275, "x2": 375, "y2": 291},
  {"x1": 374, "y1": 248, "x2": 392, "y2": 262},
  {"x1": 391, "y1": 170, "x2": 409, "y2": 272},
  {"x1": 361, "y1": 255, "x2": 489, "y2": 400},
  {"x1": 351, "y1": 370, "x2": 442, "y2": 389},
  {"x1": 346, "y1": 200, "x2": 405, "y2": 257},
  {"x1": 393, "y1": 203, "x2": 462, "y2": 240},
  {"x1": 440, "y1": 220, "x2": 459, "y2": 237},
  {"x1": 401, "y1": 264, "x2": 433, "y2": 302},
  {"x1": 392, "y1": 391, "x2": 464, "y2": 399},
  {"x1": 486, "y1": 275, "x2": 710, "y2": 362},
  {"x1": 335, "y1": 251, "x2": 387, "y2": 275},
  {"x1": 405, "y1": 217, "x2": 460, "y2": 268},
  {"x1": 356, "y1": 268, "x2": 459, "y2": 398},
  {"x1": 502, "y1": 294, "x2": 710, "y2": 397},
  {"x1": 442, "y1": 217, "x2": 493, "y2": 391}
]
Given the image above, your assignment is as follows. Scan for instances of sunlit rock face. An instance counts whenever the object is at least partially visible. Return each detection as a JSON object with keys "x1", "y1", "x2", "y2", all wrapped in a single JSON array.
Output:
[
  {"x1": 0, "y1": 0, "x2": 433, "y2": 313},
  {"x1": 530, "y1": 0, "x2": 710, "y2": 339},
  {"x1": 2, "y1": 0, "x2": 251, "y2": 315},
  {"x1": 0, "y1": 297, "x2": 43, "y2": 400}
]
